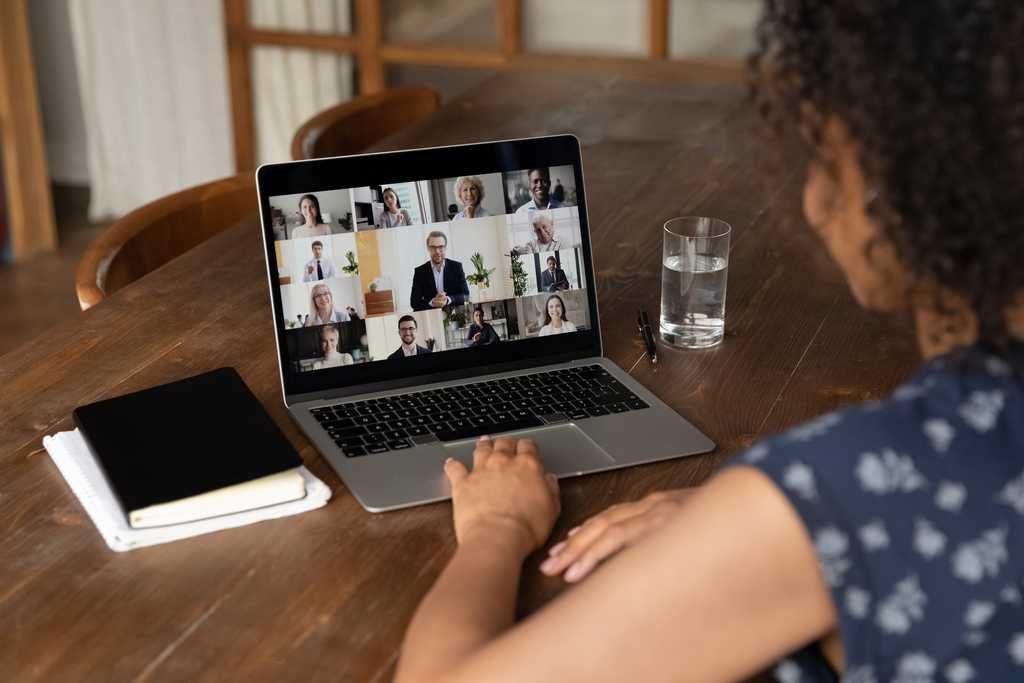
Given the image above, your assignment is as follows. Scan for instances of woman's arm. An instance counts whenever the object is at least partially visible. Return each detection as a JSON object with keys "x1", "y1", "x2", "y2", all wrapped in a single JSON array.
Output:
[
  {"x1": 396, "y1": 445, "x2": 838, "y2": 683},
  {"x1": 396, "y1": 437, "x2": 559, "y2": 682}
]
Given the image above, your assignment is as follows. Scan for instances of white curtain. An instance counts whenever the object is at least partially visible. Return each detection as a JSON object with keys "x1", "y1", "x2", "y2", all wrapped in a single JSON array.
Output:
[
  {"x1": 69, "y1": 1, "x2": 235, "y2": 221},
  {"x1": 69, "y1": 0, "x2": 353, "y2": 221},
  {"x1": 250, "y1": 1, "x2": 354, "y2": 166}
]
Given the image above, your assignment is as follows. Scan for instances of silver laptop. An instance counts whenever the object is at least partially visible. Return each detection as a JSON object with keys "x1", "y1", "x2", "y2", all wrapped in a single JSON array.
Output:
[{"x1": 256, "y1": 135, "x2": 714, "y2": 511}]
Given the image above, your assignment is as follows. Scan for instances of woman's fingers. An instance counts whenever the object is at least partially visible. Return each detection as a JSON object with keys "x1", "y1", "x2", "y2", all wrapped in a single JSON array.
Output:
[
  {"x1": 544, "y1": 472, "x2": 559, "y2": 499},
  {"x1": 472, "y1": 435, "x2": 494, "y2": 469},
  {"x1": 444, "y1": 457, "x2": 468, "y2": 487},
  {"x1": 539, "y1": 496, "x2": 677, "y2": 578},
  {"x1": 539, "y1": 503, "x2": 646, "y2": 575},
  {"x1": 561, "y1": 513, "x2": 661, "y2": 583}
]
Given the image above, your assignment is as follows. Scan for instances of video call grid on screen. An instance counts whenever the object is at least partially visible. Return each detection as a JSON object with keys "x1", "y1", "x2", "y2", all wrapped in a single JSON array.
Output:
[{"x1": 258, "y1": 136, "x2": 601, "y2": 394}]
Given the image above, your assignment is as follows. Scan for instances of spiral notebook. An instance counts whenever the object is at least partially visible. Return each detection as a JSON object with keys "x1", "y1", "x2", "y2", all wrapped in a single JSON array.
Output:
[{"x1": 43, "y1": 429, "x2": 332, "y2": 552}]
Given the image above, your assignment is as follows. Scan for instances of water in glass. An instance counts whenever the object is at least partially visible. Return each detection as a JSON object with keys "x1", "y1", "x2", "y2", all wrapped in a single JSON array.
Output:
[{"x1": 660, "y1": 254, "x2": 727, "y2": 347}]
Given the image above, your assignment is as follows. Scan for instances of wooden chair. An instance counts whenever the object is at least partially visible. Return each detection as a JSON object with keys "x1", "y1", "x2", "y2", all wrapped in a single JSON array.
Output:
[
  {"x1": 75, "y1": 172, "x2": 255, "y2": 310},
  {"x1": 290, "y1": 86, "x2": 441, "y2": 160}
]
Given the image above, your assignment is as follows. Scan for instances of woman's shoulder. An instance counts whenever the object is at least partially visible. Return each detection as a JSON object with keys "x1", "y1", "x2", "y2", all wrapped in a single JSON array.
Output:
[{"x1": 734, "y1": 349, "x2": 1024, "y2": 678}]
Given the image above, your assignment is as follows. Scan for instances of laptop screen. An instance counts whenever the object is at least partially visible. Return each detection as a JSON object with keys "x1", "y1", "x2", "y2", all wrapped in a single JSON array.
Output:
[{"x1": 258, "y1": 136, "x2": 600, "y2": 398}]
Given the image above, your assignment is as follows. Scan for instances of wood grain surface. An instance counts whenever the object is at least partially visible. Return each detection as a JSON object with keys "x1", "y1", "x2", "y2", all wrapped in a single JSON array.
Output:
[{"x1": 0, "y1": 68, "x2": 920, "y2": 682}]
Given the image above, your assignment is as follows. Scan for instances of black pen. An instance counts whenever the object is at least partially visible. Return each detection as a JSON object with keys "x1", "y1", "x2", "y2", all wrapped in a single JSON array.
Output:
[{"x1": 637, "y1": 308, "x2": 658, "y2": 365}]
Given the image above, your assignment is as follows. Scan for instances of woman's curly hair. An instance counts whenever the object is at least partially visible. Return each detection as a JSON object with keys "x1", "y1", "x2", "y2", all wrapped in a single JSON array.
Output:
[{"x1": 751, "y1": 0, "x2": 1024, "y2": 349}]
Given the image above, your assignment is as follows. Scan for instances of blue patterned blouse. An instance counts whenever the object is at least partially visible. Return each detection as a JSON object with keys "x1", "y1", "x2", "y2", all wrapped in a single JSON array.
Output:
[{"x1": 732, "y1": 345, "x2": 1024, "y2": 683}]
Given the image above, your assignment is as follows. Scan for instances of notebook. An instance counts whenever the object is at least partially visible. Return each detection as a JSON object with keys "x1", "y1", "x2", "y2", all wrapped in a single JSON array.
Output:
[
  {"x1": 43, "y1": 429, "x2": 331, "y2": 551},
  {"x1": 72, "y1": 367, "x2": 306, "y2": 528}
]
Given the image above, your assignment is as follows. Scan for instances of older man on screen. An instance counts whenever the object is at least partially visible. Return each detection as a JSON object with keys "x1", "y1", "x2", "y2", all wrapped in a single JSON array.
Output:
[
  {"x1": 513, "y1": 211, "x2": 562, "y2": 254},
  {"x1": 410, "y1": 231, "x2": 469, "y2": 311}
]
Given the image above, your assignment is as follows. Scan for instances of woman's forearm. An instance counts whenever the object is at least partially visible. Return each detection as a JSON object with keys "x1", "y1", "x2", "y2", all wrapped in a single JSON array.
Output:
[{"x1": 395, "y1": 522, "x2": 532, "y2": 683}]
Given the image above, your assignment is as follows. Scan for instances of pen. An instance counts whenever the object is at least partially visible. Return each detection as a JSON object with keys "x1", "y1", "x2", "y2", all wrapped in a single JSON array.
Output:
[{"x1": 637, "y1": 308, "x2": 658, "y2": 365}]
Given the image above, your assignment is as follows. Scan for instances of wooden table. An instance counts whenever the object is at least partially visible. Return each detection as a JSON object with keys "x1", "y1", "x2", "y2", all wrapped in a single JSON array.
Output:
[{"x1": 0, "y1": 69, "x2": 920, "y2": 681}]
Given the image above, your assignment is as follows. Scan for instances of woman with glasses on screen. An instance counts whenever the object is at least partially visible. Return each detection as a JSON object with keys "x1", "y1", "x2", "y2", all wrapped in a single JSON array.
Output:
[
  {"x1": 394, "y1": 3, "x2": 1024, "y2": 682},
  {"x1": 304, "y1": 283, "x2": 350, "y2": 326}
]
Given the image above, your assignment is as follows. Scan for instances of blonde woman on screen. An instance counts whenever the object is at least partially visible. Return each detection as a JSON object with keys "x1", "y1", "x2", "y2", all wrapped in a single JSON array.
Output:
[
  {"x1": 537, "y1": 295, "x2": 576, "y2": 336},
  {"x1": 305, "y1": 283, "x2": 350, "y2": 326},
  {"x1": 310, "y1": 324, "x2": 353, "y2": 370},
  {"x1": 452, "y1": 176, "x2": 490, "y2": 220},
  {"x1": 291, "y1": 194, "x2": 331, "y2": 239}
]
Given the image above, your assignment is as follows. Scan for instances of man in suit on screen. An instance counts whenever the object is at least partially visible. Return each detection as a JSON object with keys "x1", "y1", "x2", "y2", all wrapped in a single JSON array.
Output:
[
  {"x1": 410, "y1": 231, "x2": 469, "y2": 311},
  {"x1": 541, "y1": 256, "x2": 570, "y2": 292},
  {"x1": 388, "y1": 315, "x2": 432, "y2": 359}
]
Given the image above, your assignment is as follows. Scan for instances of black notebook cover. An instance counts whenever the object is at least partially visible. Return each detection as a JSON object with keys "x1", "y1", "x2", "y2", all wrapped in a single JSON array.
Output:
[{"x1": 72, "y1": 367, "x2": 302, "y2": 515}]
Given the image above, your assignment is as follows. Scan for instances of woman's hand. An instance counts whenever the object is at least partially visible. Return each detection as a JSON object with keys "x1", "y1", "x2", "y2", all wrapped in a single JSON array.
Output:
[
  {"x1": 539, "y1": 489, "x2": 692, "y2": 582},
  {"x1": 444, "y1": 436, "x2": 561, "y2": 557}
]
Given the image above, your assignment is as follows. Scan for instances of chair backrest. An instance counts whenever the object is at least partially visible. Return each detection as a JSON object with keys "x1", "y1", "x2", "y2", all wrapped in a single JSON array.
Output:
[
  {"x1": 75, "y1": 172, "x2": 255, "y2": 310},
  {"x1": 290, "y1": 86, "x2": 441, "y2": 160}
]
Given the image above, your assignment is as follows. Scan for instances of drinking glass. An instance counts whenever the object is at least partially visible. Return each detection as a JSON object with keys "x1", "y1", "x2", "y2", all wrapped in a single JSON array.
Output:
[{"x1": 660, "y1": 217, "x2": 731, "y2": 348}]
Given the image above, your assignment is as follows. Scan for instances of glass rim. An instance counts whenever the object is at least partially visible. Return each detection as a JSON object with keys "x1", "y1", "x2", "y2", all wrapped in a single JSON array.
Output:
[{"x1": 662, "y1": 216, "x2": 732, "y2": 240}]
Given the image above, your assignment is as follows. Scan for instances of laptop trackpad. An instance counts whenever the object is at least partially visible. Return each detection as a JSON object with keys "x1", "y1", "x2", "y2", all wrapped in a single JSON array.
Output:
[{"x1": 443, "y1": 424, "x2": 615, "y2": 476}]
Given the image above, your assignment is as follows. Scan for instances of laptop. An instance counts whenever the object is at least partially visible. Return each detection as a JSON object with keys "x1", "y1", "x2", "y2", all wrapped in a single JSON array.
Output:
[{"x1": 256, "y1": 134, "x2": 714, "y2": 512}]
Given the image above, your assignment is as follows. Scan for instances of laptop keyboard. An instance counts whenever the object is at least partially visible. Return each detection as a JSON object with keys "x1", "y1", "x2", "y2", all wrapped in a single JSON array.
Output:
[{"x1": 310, "y1": 364, "x2": 649, "y2": 458}]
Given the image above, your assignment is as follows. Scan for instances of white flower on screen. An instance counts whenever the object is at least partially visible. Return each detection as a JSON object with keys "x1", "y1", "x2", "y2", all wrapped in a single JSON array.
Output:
[
  {"x1": 856, "y1": 449, "x2": 928, "y2": 494},
  {"x1": 786, "y1": 413, "x2": 843, "y2": 441},
  {"x1": 943, "y1": 659, "x2": 975, "y2": 683},
  {"x1": 957, "y1": 389, "x2": 1005, "y2": 433},
  {"x1": 996, "y1": 468, "x2": 1024, "y2": 515},
  {"x1": 922, "y1": 418, "x2": 955, "y2": 453},
  {"x1": 964, "y1": 600, "x2": 996, "y2": 629},
  {"x1": 1001, "y1": 583, "x2": 1022, "y2": 605},
  {"x1": 935, "y1": 481, "x2": 967, "y2": 512},
  {"x1": 952, "y1": 526, "x2": 1008, "y2": 584},
  {"x1": 845, "y1": 586, "x2": 871, "y2": 619},
  {"x1": 774, "y1": 659, "x2": 802, "y2": 683},
  {"x1": 858, "y1": 520, "x2": 890, "y2": 551},
  {"x1": 913, "y1": 518, "x2": 946, "y2": 560},
  {"x1": 743, "y1": 442, "x2": 770, "y2": 464},
  {"x1": 783, "y1": 461, "x2": 818, "y2": 501},
  {"x1": 876, "y1": 575, "x2": 927, "y2": 635},
  {"x1": 891, "y1": 651, "x2": 936, "y2": 683},
  {"x1": 814, "y1": 527, "x2": 850, "y2": 587},
  {"x1": 1009, "y1": 633, "x2": 1024, "y2": 665}
]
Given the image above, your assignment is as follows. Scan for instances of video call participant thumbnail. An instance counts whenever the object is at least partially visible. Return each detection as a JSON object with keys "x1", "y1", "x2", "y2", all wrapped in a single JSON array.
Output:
[
  {"x1": 305, "y1": 282, "x2": 351, "y2": 326},
  {"x1": 467, "y1": 307, "x2": 500, "y2": 346},
  {"x1": 380, "y1": 187, "x2": 413, "y2": 228},
  {"x1": 292, "y1": 194, "x2": 332, "y2": 239},
  {"x1": 388, "y1": 315, "x2": 432, "y2": 359},
  {"x1": 410, "y1": 231, "x2": 469, "y2": 311},
  {"x1": 541, "y1": 256, "x2": 570, "y2": 292},
  {"x1": 452, "y1": 176, "x2": 490, "y2": 220},
  {"x1": 513, "y1": 211, "x2": 563, "y2": 254},
  {"x1": 515, "y1": 167, "x2": 564, "y2": 215},
  {"x1": 302, "y1": 240, "x2": 336, "y2": 282},
  {"x1": 538, "y1": 294, "x2": 577, "y2": 336},
  {"x1": 311, "y1": 324, "x2": 354, "y2": 370}
]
